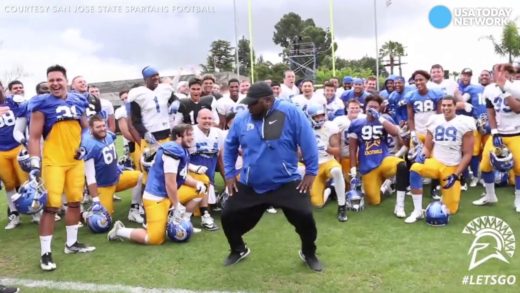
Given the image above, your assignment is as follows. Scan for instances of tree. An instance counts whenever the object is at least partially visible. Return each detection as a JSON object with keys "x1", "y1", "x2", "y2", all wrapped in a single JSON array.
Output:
[
  {"x1": 237, "y1": 36, "x2": 255, "y2": 76},
  {"x1": 379, "y1": 41, "x2": 405, "y2": 75},
  {"x1": 201, "y1": 40, "x2": 235, "y2": 73},
  {"x1": 254, "y1": 59, "x2": 289, "y2": 82},
  {"x1": 272, "y1": 12, "x2": 335, "y2": 66},
  {"x1": 2, "y1": 65, "x2": 29, "y2": 84},
  {"x1": 481, "y1": 20, "x2": 520, "y2": 63}
]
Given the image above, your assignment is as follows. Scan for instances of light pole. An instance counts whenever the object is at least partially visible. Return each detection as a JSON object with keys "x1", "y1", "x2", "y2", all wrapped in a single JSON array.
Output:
[
  {"x1": 233, "y1": 0, "x2": 240, "y2": 76},
  {"x1": 374, "y1": 0, "x2": 380, "y2": 91}
]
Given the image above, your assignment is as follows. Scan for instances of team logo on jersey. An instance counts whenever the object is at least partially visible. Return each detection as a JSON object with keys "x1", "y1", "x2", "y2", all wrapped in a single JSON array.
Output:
[
  {"x1": 364, "y1": 140, "x2": 382, "y2": 155},
  {"x1": 463, "y1": 216, "x2": 515, "y2": 270}
]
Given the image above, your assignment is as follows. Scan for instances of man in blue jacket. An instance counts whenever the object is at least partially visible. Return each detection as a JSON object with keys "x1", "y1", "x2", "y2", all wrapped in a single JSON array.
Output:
[{"x1": 222, "y1": 82, "x2": 322, "y2": 272}]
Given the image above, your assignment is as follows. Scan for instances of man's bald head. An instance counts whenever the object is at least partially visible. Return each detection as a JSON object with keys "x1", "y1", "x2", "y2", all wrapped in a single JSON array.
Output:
[{"x1": 197, "y1": 108, "x2": 214, "y2": 131}]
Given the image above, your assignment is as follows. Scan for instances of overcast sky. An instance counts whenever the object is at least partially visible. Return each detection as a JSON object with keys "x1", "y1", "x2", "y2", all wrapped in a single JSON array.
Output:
[{"x1": 0, "y1": 0, "x2": 518, "y2": 96}]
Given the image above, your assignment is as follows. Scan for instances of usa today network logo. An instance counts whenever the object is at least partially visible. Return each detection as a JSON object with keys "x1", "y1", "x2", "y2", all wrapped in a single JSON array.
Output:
[{"x1": 429, "y1": 5, "x2": 513, "y2": 29}]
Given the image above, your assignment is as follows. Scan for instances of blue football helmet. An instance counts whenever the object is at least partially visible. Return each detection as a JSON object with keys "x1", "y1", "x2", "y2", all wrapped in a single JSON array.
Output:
[
  {"x1": 490, "y1": 146, "x2": 513, "y2": 173},
  {"x1": 425, "y1": 200, "x2": 449, "y2": 226},
  {"x1": 166, "y1": 217, "x2": 194, "y2": 243},
  {"x1": 476, "y1": 113, "x2": 489, "y2": 134},
  {"x1": 217, "y1": 190, "x2": 230, "y2": 210},
  {"x1": 17, "y1": 148, "x2": 31, "y2": 173},
  {"x1": 346, "y1": 178, "x2": 364, "y2": 212},
  {"x1": 140, "y1": 146, "x2": 157, "y2": 172},
  {"x1": 119, "y1": 154, "x2": 134, "y2": 170},
  {"x1": 11, "y1": 178, "x2": 47, "y2": 214},
  {"x1": 85, "y1": 203, "x2": 112, "y2": 233},
  {"x1": 305, "y1": 103, "x2": 327, "y2": 129}
]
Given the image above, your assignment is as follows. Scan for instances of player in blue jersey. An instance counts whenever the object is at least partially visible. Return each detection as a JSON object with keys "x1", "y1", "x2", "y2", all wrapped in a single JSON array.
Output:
[
  {"x1": 82, "y1": 115, "x2": 144, "y2": 224},
  {"x1": 348, "y1": 94, "x2": 410, "y2": 218},
  {"x1": 0, "y1": 93, "x2": 28, "y2": 229},
  {"x1": 387, "y1": 76, "x2": 412, "y2": 125},
  {"x1": 379, "y1": 75, "x2": 397, "y2": 99},
  {"x1": 341, "y1": 78, "x2": 369, "y2": 108},
  {"x1": 28, "y1": 65, "x2": 95, "y2": 271},
  {"x1": 108, "y1": 124, "x2": 208, "y2": 245}
]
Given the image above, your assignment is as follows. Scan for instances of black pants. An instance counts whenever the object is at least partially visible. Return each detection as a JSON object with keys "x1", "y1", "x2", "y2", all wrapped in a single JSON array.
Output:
[{"x1": 221, "y1": 181, "x2": 318, "y2": 256}]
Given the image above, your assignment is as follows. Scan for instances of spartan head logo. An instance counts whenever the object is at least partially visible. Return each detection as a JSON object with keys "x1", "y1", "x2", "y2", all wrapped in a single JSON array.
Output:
[{"x1": 462, "y1": 216, "x2": 515, "y2": 271}]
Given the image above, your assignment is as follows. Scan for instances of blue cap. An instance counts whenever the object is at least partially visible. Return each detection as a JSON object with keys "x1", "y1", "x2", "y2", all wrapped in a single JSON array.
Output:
[
  {"x1": 352, "y1": 78, "x2": 363, "y2": 85},
  {"x1": 343, "y1": 76, "x2": 353, "y2": 83},
  {"x1": 142, "y1": 66, "x2": 159, "y2": 79}
]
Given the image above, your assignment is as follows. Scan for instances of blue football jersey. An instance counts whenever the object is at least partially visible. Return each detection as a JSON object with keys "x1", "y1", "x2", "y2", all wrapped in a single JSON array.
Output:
[
  {"x1": 387, "y1": 87, "x2": 413, "y2": 124},
  {"x1": 0, "y1": 97, "x2": 21, "y2": 151},
  {"x1": 348, "y1": 117, "x2": 393, "y2": 175},
  {"x1": 145, "y1": 142, "x2": 190, "y2": 198},
  {"x1": 406, "y1": 89, "x2": 443, "y2": 114},
  {"x1": 82, "y1": 132, "x2": 120, "y2": 187},
  {"x1": 467, "y1": 85, "x2": 486, "y2": 118},
  {"x1": 28, "y1": 93, "x2": 88, "y2": 138},
  {"x1": 340, "y1": 90, "x2": 368, "y2": 107}
]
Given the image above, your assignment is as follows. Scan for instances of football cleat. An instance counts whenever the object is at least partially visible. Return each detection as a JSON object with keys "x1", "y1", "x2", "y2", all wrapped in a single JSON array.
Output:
[
  {"x1": 40, "y1": 252, "x2": 57, "y2": 271},
  {"x1": 128, "y1": 207, "x2": 144, "y2": 224},
  {"x1": 166, "y1": 217, "x2": 194, "y2": 243},
  {"x1": 337, "y1": 205, "x2": 348, "y2": 222},
  {"x1": 64, "y1": 242, "x2": 96, "y2": 254},
  {"x1": 393, "y1": 206, "x2": 406, "y2": 218},
  {"x1": 490, "y1": 146, "x2": 514, "y2": 172},
  {"x1": 4, "y1": 214, "x2": 20, "y2": 230},
  {"x1": 11, "y1": 178, "x2": 47, "y2": 215},
  {"x1": 201, "y1": 211, "x2": 219, "y2": 231},
  {"x1": 425, "y1": 200, "x2": 450, "y2": 226},
  {"x1": 404, "y1": 210, "x2": 424, "y2": 224},
  {"x1": 107, "y1": 220, "x2": 125, "y2": 241},
  {"x1": 472, "y1": 193, "x2": 498, "y2": 206}
]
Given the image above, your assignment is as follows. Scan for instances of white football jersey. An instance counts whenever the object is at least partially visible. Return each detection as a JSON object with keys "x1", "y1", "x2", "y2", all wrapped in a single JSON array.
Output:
[
  {"x1": 127, "y1": 84, "x2": 173, "y2": 133},
  {"x1": 483, "y1": 83, "x2": 520, "y2": 135},
  {"x1": 100, "y1": 98, "x2": 114, "y2": 117},
  {"x1": 427, "y1": 79, "x2": 458, "y2": 97},
  {"x1": 314, "y1": 121, "x2": 340, "y2": 164},
  {"x1": 190, "y1": 126, "x2": 224, "y2": 158},
  {"x1": 333, "y1": 114, "x2": 366, "y2": 158},
  {"x1": 114, "y1": 105, "x2": 127, "y2": 120},
  {"x1": 427, "y1": 114, "x2": 475, "y2": 166},
  {"x1": 291, "y1": 94, "x2": 327, "y2": 112},
  {"x1": 279, "y1": 84, "x2": 300, "y2": 101},
  {"x1": 216, "y1": 95, "x2": 245, "y2": 116}
]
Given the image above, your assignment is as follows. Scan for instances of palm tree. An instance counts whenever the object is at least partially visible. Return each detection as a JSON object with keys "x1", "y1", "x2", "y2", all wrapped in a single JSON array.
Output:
[
  {"x1": 479, "y1": 21, "x2": 520, "y2": 63},
  {"x1": 379, "y1": 41, "x2": 405, "y2": 75}
]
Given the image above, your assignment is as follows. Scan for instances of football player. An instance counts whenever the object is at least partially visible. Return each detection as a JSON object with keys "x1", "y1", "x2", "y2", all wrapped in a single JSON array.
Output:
[
  {"x1": 387, "y1": 76, "x2": 412, "y2": 126},
  {"x1": 114, "y1": 90, "x2": 141, "y2": 171},
  {"x1": 0, "y1": 90, "x2": 28, "y2": 229},
  {"x1": 28, "y1": 65, "x2": 95, "y2": 271},
  {"x1": 88, "y1": 85, "x2": 115, "y2": 132},
  {"x1": 428, "y1": 64, "x2": 460, "y2": 98},
  {"x1": 348, "y1": 94, "x2": 409, "y2": 217},
  {"x1": 107, "y1": 124, "x2": 208, "y2": 245},
  {"x1": 82, "y1": 116, "x2": 144, "y2": 224},
  {"x1": 216, "y1": 79, "x2": 244, "y2": 129},
  {"x1": 291, "y1": 80, "x2": 326, "y2": 111},
  {"x1": 340, "y1": 78, "x2": 369, "y2": 109},
  {"x1": 323, "y1": 81, "x2": 345, "y2": 121},
  {"x1": 405, "y1": 96, "x2": 475, "y2": 223},
  {"x1": 70, "y1": 76, "x2": 102, "y2": 118},
  {"x1": 278, "y1": 70, "x2": 300, "y2": 101},
  {"x1": 306, "y1": 103, "x2": 346, "y2": 222},
  {"x1": 473, "y1": 64, "x2": 520, "y2": 212},
  {"x1": 174, "y1": 78, "x2": 217, "y2": 126}
]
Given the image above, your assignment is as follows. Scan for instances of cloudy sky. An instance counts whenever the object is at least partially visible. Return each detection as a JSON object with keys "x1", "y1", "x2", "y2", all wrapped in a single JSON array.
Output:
[{"x1": 0, "y1": 0, "x2": 518, "y2": 96}]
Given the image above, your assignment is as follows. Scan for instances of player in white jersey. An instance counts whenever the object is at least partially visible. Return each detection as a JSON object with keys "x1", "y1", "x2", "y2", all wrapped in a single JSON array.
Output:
[
  {"x1": 428, "y1": 64, "x2": 460, "y2": 98},
  {"x1": 333, "y1": 99, "x2": 365, "y2": 187},
  {"x1": 216, "y1": 79, "x2": 245, "y2": 129},
  {"x1": 278, "y1": 70, "x2": 300, "y2": 101},
  {"x1": 291, "y1": 80, "x2": 327, "y2": 111},
  {"x1": 88, "y1": 85, "x2": 116, "y2": 132},
  {"x1": 473, "y1": 64, "x2": 520, "y2": 212},
  {"x1": 405, "y1": 96, "x2": 475, "y2": 223},
  {"x1": 323, "y1": 81, "x2": 345, "y2": 121},
  {"x1": 305, "y1": 103, "x2": 347, "y2": 222}
]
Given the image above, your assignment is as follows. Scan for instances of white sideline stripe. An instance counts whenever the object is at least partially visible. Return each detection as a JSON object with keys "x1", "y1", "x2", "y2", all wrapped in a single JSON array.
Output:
[{"x1": 0, "y1": 277, "x2": 237, "y2": 293}]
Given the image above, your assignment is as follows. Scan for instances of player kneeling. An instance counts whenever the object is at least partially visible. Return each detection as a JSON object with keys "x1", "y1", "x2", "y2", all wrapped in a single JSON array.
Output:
[
  {"x1": 107, "y1": 124, "x2": 207, "y2": 245},
  {"x1": 405, "y1": 96, "x2": 475, "y2": 223}
]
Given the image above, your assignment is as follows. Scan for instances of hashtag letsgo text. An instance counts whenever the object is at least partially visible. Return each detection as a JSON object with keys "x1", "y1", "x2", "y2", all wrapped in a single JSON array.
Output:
[{"x1": 462, "y1": 275, "x2": 516, "y2": 286}]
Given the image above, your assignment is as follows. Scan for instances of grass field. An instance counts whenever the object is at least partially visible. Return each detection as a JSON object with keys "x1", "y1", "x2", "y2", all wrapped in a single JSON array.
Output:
[{"x1": 1, "y1": 137, "x2": 519, "y2": 292}]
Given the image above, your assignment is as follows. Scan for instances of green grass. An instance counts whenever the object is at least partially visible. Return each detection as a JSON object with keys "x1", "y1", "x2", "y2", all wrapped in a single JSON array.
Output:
[{"x1": 1, "y1": 137, "x2": 519, "y2": 292}]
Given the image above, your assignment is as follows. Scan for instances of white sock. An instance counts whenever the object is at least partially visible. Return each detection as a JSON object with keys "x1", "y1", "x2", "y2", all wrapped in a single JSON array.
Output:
[
  {"x1": 40, "y1": 235, "x2": 52, "y2": 256},
  {"x1": 515, "y1": 190, "x2": 520, "y2": 204},
  {"x1": 116, "y1": 228, "x2": 133, "y2": 239},
  {"x1": 330, "y1": 168, "x2": 346, "y2": 206},
  {"x1": 396, "y1": 191, "x2": 405, "y2": 209},
  {"x1": 412, "y1": 194, "x2": 422, "y2": 213},
  {"x1": 6, "y1": 190, "x2": 18, "y2": 213},
  {"x1": 66, "y1": 225, "x2": 79, "y2": 247},
  {"x1": 208, "y1": 184, "x2": 216, "y2": 204},
  {"x1": 484, "y1": 183, "x2": 497, "y2": 200},
  {"x1": 183, "y1": 212, "x2": 193, "y2": 220},
  {"x1": 323, "y1": 188, "x2": 332, "y2": 205},
  {"x1": 131, "y1": 174, "x2": 143, "y2": 205}
]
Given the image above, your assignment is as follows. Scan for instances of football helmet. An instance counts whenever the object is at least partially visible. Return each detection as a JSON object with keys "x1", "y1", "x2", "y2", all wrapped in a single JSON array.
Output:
[
  {"x1": 305, "y1": 103, "x2": 327, "y2": 129},
  {"x1": 494, "y1": 170, "x2": 510, "y2": 187},
  {"x1": 140, "y1": 146, "x2": 158, "y2": 172},
  {"x1": 490, "y1": 146, "x2": 513, "y2": 173},
  {"x1": 17, "y1": 148, "x2": 31, "y2": 173},
  {"x1": 11, "y1": 178, "x2": 47, "y2": 214},
  {"x1": 119, "y1": 154, "x2": 134, "y2": 170},
  {"x1": 166, "y1": 217, "x2": 194, "y2": 243},
  {"x1": 85, "y1": 202, "x2": 112, "y2": 233},
  {"x1": 407, "y1": 142, "x2": 424, "y2": 162},
  {"x1": 217, "y1": 190, "x2": 230, "y2": 210},
  {"x1": 476, "y1": 113, "x2": 489, "y2": 134},
  {"x1": 346, "y1": 178, "x2": 364, "y2": 212},
  {"x1": 425, "y1": 200, "x2": 449, "y2": 226}
]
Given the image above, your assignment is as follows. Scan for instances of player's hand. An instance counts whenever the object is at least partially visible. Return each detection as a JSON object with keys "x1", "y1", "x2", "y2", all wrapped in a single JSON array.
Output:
[
  {"x1": 195, "y1": 165, "x2": 208, "y2": 174},
  {"x1": 416, "y1": 152, "x2": 426, "y2": 164},
  {"x1": 195, "y1": 181, "x2": 207, "y2": 194},
  {"x1": 442, "y1": 174, "x2": 460, "y2": 189},
  {"x1": 297, "y1": 174, "x2": 315, "y2": 194},
  {"x1": 397, "y1": 100, "x2": 407, "y2": 107},
  {"x1": 90, "y1": 198, "x2": 105, "y2": 213},
  {"x1": 225, "y1": 177, "x2": 238, "y2": 196},
  {"x1": 491, "y1": 129, "x2": 503, "y2": 147},
  {"x1": 349, "y1": 167, "x2": 357, "y2": 178},
  {"x1": 74, "y1": 147, "x2": 87, "y2": 160},
  {"x1": 29, "y1": 157, "x2": 41, "y2": 180},
  {"x1": 144, "y1": 132, "x2": 157, "y2": 145},
  {"x1": 367, "y1": 108, "x2": 381, "y2": 120},
  {"x1": 410, "y1": 131, "x2": 419, "y2": 145}
]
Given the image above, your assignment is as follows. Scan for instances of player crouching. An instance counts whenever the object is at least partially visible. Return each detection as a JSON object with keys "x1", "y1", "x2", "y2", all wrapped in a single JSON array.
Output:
[
  {"x1": 405, "y1": 96, "x2": 475, "y2": 223},
  {"x1": 107, "y1": 124, "x2": 208, "y2": 245}
]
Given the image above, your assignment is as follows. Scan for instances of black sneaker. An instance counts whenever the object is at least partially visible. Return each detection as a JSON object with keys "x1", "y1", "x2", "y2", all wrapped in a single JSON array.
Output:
[
  {"x1": 64, "y1": 242, "x2": 96, "y2": 254},
  {"x1": 337, "y1": 205, "x2": 348, "y2": 222},
  {"x1": 40, "y1": 252, "x2": 56, "y2": 271},
  {"x1": 224, "y1": 247, "x2": 251, "y2": 266},
  {"x1": 299, "y1": 250, "x2": 323, "y2": 272},
  {"x1": 0, "y1": 285, "x2": 19, "y2": 293}
]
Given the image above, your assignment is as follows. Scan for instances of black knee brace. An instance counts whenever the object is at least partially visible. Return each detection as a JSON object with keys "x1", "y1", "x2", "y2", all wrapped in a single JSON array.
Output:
[{"x1": 396, "y1": 162, "x2": 410, "y2": 191}]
